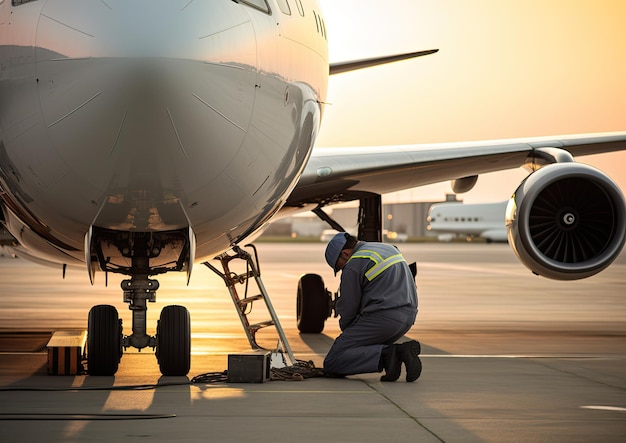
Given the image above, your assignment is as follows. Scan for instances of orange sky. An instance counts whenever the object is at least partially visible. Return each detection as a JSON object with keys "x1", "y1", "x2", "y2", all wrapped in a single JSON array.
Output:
[{"x1": 317, "y1": 0, "x2": 626, "y2": 203}]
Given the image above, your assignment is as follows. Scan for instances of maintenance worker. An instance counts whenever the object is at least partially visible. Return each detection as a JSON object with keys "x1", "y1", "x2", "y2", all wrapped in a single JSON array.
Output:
[{"x1": 323, "y1": 232, "x2": 421, "y2": 382}]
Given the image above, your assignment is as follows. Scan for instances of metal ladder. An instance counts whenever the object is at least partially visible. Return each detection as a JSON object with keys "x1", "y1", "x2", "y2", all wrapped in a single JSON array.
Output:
[{"x1": 202, "y1": 245, "x2": 295, "y2": 367}]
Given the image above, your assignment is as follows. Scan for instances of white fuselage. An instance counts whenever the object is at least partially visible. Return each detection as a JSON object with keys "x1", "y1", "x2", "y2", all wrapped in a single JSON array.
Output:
[
  {"x1": 0, "y1": 0, "x2": 328, "y2": 268},
  {"x1": 427, "y1": 201, "x2": 509, "y2": 242}
]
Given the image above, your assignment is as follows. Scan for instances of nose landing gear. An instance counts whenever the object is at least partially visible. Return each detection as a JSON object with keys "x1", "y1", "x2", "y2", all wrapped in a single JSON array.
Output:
[
  {"x1": 86, "y1": 274, "x2": 191, "y2": 376},
  {"x1": 85, "y1": 230, "x2": 193, "y2": 376}
]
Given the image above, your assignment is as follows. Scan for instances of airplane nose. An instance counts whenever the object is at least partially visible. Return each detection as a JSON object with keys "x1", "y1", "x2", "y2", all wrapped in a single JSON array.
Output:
[{"x1": 34, "y1": 0, "x2": 259, "y2": 216}]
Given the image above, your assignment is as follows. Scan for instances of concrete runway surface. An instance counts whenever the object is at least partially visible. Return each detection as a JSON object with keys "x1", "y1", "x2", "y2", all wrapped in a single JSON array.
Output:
[{"x1": 0, "y1": 242, "x2": 624, "y2": 442}]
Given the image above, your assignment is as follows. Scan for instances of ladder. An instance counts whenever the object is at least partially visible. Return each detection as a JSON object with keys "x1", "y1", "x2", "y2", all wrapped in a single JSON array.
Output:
[{"x1": 203, "y1": 245, "x2": 296, "y2": 367}]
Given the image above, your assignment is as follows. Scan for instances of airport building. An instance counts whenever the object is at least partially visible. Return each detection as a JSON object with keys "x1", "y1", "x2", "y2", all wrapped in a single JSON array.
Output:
[{"x1": 264, "y1": 195, "x2": 461, "y2": 240}]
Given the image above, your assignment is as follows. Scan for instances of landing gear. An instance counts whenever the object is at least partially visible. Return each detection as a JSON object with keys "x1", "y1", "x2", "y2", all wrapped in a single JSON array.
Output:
[
  {"x1": 86, "y1": 294, "x2": 192, "y2": 376},
  {"x1": 85, "y1": 229, "x2": 194, "y2": 376},
  {"x1": 87, "y1": 305, "x2": 122, "y2": 376},
  {"x1": 156, "y1": 305, "x2": 191, "y2": 376},
  {"x1": 297, "y1": 274, "x2": 333, "y2": 333}
]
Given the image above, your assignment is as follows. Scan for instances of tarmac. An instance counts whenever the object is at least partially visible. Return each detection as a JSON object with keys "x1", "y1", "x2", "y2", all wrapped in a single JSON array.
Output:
[{"x1": 0, "y1": 242, "x2": 625, "y2": 442}]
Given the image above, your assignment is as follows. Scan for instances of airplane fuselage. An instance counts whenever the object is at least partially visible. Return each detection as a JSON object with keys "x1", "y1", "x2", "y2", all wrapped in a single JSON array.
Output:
[
  {"x1": 427, "y1": 201, "x2": 509, "y2": 242},
  {"x1": 0, "y1": 0, "x2": 328, "y2": 271}
]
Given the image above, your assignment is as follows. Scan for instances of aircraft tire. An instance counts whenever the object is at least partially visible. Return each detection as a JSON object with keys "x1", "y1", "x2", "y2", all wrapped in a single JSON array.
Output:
[
  {"x1": 87, "y1": 305, "x2": 122, "y2": 376},
  {"x1": 156, "y1": 305, "x2": 191, "y2": 376},
  {"x1": 297, "y1": 273, "x2": 329, "y2": 333}
]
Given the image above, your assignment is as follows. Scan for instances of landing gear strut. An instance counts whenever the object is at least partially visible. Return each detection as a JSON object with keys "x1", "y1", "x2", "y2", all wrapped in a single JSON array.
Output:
[{"x1": 121, "y1": 264, "x2": 158, "y2": 351}]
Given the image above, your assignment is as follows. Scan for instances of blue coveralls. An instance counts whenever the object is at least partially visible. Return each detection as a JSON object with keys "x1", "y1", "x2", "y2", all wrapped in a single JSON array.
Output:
[{"x1": 323, "y1": 241, "x2": 418, "y2": 375}]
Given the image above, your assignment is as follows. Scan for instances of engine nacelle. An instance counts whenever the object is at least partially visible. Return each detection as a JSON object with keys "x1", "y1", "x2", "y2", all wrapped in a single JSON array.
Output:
[{"x1": 506, "y1": 163, "x2": 626, "y2": 280}]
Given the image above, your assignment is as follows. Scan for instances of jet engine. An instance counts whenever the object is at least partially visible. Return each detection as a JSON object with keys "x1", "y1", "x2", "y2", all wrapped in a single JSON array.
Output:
[{"x1": 506, "y1": 163, "x2": 626, "y2": 280}]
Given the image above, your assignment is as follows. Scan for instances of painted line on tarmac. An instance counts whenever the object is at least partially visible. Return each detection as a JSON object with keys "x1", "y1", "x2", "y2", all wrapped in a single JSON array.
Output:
[
  {"x1": 419, "y1": 262, "x2": 519, "y2": 276},
  {"x1": 581, "y1": 405, "x2": 626, "y2": 413}
]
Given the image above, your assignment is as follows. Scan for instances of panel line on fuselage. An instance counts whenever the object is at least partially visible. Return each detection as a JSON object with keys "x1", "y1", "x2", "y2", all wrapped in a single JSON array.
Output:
[
  {"x1": 166, "y1": 107, "x2": 190, "y2": 160},
  {"x1": 40, "y1": 13, "x2": 95, "y2": 38},
  {"x1": 47, "y1": 92, "x2": 102, "y2": 128},
  {"x1": 191, "y1": 93, "x2": 246, "y2": 132}
]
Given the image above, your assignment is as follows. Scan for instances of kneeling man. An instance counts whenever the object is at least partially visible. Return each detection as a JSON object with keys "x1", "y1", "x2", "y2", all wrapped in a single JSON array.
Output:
[{"x1": 323, "y1": 233, "x2": 421, "y2": 382}]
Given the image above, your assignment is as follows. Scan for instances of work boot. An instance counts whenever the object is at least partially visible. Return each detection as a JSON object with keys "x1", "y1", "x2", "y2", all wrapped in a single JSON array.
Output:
[
  {"x1": 400, "y1": 340, "x2": 422, "y2": 382},
  {"x1": 379, "y1": 344, "x2": 402, "y2": 382}
]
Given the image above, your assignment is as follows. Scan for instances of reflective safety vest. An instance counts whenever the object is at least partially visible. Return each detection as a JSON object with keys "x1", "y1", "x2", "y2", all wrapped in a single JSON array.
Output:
[{"x1": 348, "y1": 249, "x2": 407, "y2": 282}]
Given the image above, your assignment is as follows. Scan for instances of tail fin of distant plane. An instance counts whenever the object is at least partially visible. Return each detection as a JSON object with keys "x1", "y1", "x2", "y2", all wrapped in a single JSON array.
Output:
[{"x1": 329, "y1": 49, "x2": 438, "y2": 75}]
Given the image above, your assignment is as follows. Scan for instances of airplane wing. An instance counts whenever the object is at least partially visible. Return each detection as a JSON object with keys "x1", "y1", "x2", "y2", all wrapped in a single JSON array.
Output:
[
  {"x1": 287, "y1": 131, "x2": 626, "y2": 281},
  {"x1": 287, "y1": 132, "x2": 626, "y2": 207},
  {"x1": 329, "y1": 50, "x2": 439, "y2": 75}
]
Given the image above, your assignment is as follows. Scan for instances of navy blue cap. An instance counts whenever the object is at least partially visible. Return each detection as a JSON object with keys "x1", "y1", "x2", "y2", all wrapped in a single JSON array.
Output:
[{"x1": 325, "y1": 232, "x2": 349, "y2": 274}]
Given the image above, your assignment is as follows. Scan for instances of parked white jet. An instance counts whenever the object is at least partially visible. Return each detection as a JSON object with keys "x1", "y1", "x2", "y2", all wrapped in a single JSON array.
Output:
[
  {"x1": 428, "y1": 201, "x2": 508, "y2": 243},
  {"x1": 1, "y1": 0, "x2": 625, "y2": 376}
]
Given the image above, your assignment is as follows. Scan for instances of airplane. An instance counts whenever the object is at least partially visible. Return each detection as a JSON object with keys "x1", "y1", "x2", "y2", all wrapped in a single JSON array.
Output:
[
  {"x1": 427, "y1": 201, "x2": 508, "y2": 243},
  {"x1": 1, "y1": 0, "x2": 625, "y2": 377}
]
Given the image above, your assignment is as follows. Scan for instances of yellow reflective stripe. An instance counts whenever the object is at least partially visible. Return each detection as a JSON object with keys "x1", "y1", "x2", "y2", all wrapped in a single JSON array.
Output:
[
  {"x1": 348, "y1": 250, "x2": 406, "y2": 281},
  {"x1": 350, "y1": 250, "x2": 383, "y2": 264},
  {"x1": 365, "y1": 254, "x2": 405, "y2": 281}
]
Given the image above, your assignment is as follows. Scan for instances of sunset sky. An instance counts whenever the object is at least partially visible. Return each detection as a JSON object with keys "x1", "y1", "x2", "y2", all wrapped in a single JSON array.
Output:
[{"x1": 316, "y1": 0, "x2": 626, "y2": 203}]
